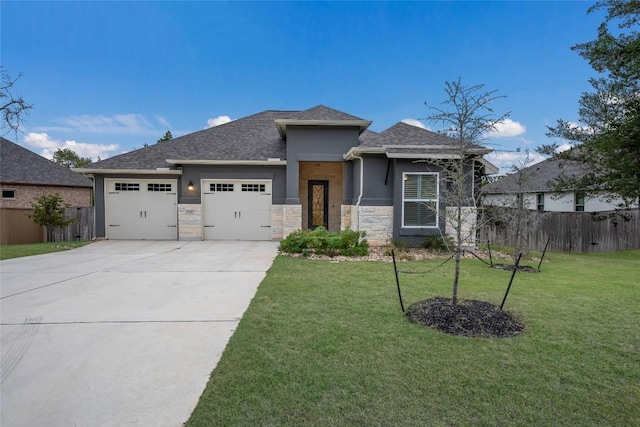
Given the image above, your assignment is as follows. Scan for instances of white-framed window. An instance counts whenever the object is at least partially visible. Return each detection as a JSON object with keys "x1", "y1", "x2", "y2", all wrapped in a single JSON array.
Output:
[
  {"x1": 402, "y1": 172, "x2": 439, "y2": 227},
  {"x1": 2, "y1": 189, "x2": 16, "y2": 199},
  {"x1": 537, "y1": 193, "x2": 545, "y2": 211},
  {"x1": 575, "y1": 193, "x2": 585, "y2": 212}
]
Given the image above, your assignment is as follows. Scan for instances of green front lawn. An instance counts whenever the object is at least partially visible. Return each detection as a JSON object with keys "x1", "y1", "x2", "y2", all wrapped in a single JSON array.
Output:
[
  {"x1": 187, "y1": 250, "x2": 640, "y2": 426},
  {"x1": 0, "y1": 241, "x2": 90, "y2": 260}
]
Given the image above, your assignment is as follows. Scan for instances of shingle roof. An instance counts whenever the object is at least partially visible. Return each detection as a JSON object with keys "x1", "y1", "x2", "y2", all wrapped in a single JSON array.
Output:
[
  {"x1": 85, "y1": 110, "x2": 293, "y2": 170},
  {"x1": 483, "y1": 156, "x2": 586, "y2": 194},
  {"x1": 361, "y1": 122, "x2": 465, "y2": 147},
  {"x1": 0, "y1": 137, "x2": 93, "y2": 187}
]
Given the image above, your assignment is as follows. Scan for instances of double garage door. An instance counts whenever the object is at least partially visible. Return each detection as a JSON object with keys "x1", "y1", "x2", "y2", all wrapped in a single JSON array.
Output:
[
  {"x1": 105, "y1": 178, "x2": 272, "y2": 241},
  {"x1": 202, "y1": 180, "x2": 272, "y2": 240},
  {"x1": 106, "y1": 179, "x2": 178, "y2": 240}
]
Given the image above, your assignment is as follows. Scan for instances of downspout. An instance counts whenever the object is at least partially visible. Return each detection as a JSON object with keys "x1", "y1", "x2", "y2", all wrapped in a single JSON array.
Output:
[{"x1": 353, "y1": 154, "x2": 364, "y2": 233}]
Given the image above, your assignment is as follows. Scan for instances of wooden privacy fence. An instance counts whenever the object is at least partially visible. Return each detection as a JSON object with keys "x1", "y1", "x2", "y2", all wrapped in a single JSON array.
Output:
[
  {"x1": 479, "y1": 208, "x2": 640, "y2": 253},
  {"x1": 0, "y1": 207, "x2": 94, "y2": 245}
]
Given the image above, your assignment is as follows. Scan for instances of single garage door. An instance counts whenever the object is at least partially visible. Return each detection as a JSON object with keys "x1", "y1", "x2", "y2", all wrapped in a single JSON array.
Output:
[
  {"x1": 202, "y1": 180, "x2": 272, "y2": 240},
  {"x1": 105, "y1": 179, "x2": 177, "y2": 240}
]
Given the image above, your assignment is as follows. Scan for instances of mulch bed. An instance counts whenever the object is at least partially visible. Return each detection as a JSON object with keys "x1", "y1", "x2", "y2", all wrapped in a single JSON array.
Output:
[{"x1": 406, "y1": 297, "x2": 525, "y2": 338}]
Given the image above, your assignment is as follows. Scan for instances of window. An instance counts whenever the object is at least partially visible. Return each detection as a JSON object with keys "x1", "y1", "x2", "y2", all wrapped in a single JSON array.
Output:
[
  {"x1": 2, "y1": 189, "x2": 16, "y2": 199},
  {"x1": 402, "y1": 173, "x2": 439, "y2": 227},
  {"x1": 575, "y1": 193, "x2": 585, "y2": 212},
  {"x1": 537, "y1": 193, "x2": 545, "y2": 211},
  {"x1": 242, "y1": 184, "x2": 265, "y2": 192},
  {"x1": 115, "y1": 183, "x2": 139, "y2": 191},
  {"x1": 211, "y1": 183, "x2": 234, "y2": 192},
  {"x1": 148, "y1": 183, "x2": 172, "y2": 192}
]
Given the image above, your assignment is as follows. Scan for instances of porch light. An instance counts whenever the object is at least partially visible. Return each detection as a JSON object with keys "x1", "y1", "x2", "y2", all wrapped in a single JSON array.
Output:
[{"x1": 187, "y1": 180, "x2": 195, "y2": 191}]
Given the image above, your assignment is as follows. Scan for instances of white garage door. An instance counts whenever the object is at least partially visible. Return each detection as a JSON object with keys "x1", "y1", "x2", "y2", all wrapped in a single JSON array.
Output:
[
  {"x1": 106, "y1": 179, "x2": 177, "y2": 240},
  {"x1": 202, "y1": 180, "x2": 272, "y2": 240}
]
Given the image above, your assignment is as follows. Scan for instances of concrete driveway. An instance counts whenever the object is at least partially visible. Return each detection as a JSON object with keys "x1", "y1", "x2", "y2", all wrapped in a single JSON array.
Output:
[{"x1": 0, "y1": 240, "x2": 278, "y2": 427}]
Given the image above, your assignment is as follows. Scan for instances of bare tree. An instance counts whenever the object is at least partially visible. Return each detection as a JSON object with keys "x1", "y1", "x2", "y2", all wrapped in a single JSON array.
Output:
[
  {"x1": 424, "y1": 79, "x2": 509, "y2": 305},
  {"x1": 1, "y1": 69, "x2": 32, "y2": 137}
]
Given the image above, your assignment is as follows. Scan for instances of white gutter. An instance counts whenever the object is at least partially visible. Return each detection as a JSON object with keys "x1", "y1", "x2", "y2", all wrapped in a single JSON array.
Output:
[
  {"x1": 73, "y1": 168, "x2": 182, "y2": 175},
  {"x1": 165, "y1": 159, "x2": 286, "y2": 166},
  {"x1": 353, "y1": 154, "x2": 364, "y2": 234}
]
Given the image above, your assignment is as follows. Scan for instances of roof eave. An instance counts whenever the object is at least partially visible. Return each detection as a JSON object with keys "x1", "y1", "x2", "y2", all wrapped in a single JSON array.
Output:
[{"x1": 275, "y1": 119, "x2": 372, "y2": 138}]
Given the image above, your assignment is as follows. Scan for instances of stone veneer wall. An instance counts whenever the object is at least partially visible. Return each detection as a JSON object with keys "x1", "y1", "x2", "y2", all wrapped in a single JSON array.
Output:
[
  {"x1": 346, "y1": 205, "x2": 393, "y2": 246},
  {"x1": 340, "y1": 205, "x2": 352, "y2": 230},
  {"x1": 178, "y1": 204, "x2": 202, "y2": 241},
  {"x1": 444, "y1": 206, "x2": 477, "y2": 247},
  {"x1": 282, "y1": 204, "x2": 302, "y2": 238},
  {"x1": 271, "y1": 205, "x2": 284, "y2": 240}
]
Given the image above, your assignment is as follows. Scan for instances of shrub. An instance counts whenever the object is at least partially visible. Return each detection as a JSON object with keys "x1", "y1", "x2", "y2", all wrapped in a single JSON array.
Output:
[
  {"x1": 278, "y1": 227, "x2": 368, "y2": 257},
  {"x1": 422, "y1": 235, "x2": 454, "y2": 253}
]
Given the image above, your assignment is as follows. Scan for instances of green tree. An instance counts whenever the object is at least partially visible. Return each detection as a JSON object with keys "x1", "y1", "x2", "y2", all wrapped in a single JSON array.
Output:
[
  {"x1": 543, "y1": 0, "x2": 640, "y2": 208},
  {"x1": 52, "y1": 148, "x2": 92, "y2": 168},
  {"x1": 425, "y1": 79, "x2": 509, "y2": 304},
  {"x1": 1, "y1": 69, "x2": 32, "y2": 137},
  {"x1": 157, "y1": 130, "x2": 173, "y2": 143},
  {"x1": 29, "y1": 194, "x2": 76, "y2": 242}
]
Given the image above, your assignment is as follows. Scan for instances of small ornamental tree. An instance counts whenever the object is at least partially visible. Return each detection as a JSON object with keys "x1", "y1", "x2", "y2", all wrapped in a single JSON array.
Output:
[
  {"x1": 29, "y1": 194, "x2": 75, "y2": 242},
  {"x1": 424, "y1": 79, "x2": 509, "y2": 305}
]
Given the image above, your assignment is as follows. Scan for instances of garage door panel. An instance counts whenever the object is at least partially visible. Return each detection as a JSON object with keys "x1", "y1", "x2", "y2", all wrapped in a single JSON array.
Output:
[
  {"x1": 202, "y1": 180, "x2": 272, "y2": 241},
  {"x1": 106, "y1": 179, "x2": 177, "y2": 240}
]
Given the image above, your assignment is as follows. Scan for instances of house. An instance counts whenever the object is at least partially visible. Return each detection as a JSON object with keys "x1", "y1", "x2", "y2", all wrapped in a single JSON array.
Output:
[
  {"x1": 77, "y1": 105, "x2": 497, "y2": 245},
  {"x1": 482, "y1": 156, "x2": 629, "y2": 212},
  {"x1": 0, "y1": 137, "x2": 93, "y2": 244}
]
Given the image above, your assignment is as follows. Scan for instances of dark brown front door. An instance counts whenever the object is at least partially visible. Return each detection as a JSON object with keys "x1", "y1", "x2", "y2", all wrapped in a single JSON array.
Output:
[{"x1": 308, "y1": 180, "x2": 328, "y2": 229}]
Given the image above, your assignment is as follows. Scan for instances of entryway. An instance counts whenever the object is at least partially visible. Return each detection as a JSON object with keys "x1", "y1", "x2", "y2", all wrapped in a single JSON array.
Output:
[{"x1": 299, "y1": 162, "x2": 344, "y2": 232}]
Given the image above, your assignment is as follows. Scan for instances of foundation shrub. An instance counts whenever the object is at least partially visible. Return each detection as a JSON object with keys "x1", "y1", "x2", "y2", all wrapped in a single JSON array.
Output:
[{"x1": 279, "y1": 227, "x2": 368, "y2": 257}]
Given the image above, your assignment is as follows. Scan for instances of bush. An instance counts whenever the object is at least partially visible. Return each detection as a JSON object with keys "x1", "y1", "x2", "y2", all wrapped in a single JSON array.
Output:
[
  {"x1": 422, "y1": 235, "x2": 454, "y2": 253},
  {"x1": 278, "y1": 227, "x2": 368, "y2": 257}
]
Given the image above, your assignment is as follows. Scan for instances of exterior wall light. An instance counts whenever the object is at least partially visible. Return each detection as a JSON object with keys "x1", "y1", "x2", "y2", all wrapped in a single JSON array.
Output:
[{"x1": 187, "y1": 181, "x2": 195, "y2": 191}]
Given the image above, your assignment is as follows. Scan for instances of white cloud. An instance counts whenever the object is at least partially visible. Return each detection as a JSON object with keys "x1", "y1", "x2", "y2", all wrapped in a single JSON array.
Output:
[
  {"x1": 485, "y1": 150, "x2": 545, "y2": 174},
  {"x1": 556, "y1": 143, "x2": 572, "y2": 153},
  {"x1": 23, "y1": 132, "x2": 119, "y2": 161},
  {"x1": 34, "y1": 114, "x2": 169, "y2": 135},
  {"x1": 487, "y1": 119, "x2": 526, "y2": 138},
  {"x1": 206, "y1": 115, "x2": 233, "y2": 128},
  {"x1": 401, "y1": 118, "x2": 429, "y2": 130}
]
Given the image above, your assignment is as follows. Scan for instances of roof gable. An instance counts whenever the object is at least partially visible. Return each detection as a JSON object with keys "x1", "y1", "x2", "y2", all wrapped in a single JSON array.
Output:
[
  {"x1": 288, "y1": 105, "x2": 366, "y2": 121},
  {"x1": 0, "y1": 137, "x2": 93, "y2": 187}
]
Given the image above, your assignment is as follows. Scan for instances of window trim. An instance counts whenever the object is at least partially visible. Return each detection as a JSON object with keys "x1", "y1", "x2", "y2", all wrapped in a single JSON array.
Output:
[
  {"x1": 2, "y1": 189, "x2": 16, "y2": 199},
  {"x1": 402, "y1": 172, "x2": 439, "y2": 228}
]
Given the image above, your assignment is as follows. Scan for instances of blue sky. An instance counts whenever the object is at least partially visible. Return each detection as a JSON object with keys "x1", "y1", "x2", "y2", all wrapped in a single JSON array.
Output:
[{"x1": 2, "y1": 1, "x2": 604, "y2": 173}]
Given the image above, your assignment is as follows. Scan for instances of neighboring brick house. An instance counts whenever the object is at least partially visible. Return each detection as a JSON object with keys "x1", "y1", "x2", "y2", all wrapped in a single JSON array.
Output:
[
  {"x1": 0, "y1": 137, "x2": 93, "y2": 244},
  {"x1": 78, "y1": 105, "x2": 498, "y2": 246}
]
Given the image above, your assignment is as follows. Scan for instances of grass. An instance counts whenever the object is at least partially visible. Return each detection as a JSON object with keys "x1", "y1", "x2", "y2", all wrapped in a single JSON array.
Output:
[
  {"x1": 187, "y1": 250, "x2": 640, "y2": 426},
  {"x1": 0, "y1": 241, "x2": 90, "y2": 260}
]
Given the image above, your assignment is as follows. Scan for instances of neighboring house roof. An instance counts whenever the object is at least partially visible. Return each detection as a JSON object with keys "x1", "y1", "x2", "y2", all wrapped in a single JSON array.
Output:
[
  {"x1": 0, "y1": 137, "x2": 93, "y2": 187},
  {"x1": 483, "y1": 156, "x2": 586, "y2": 194}
]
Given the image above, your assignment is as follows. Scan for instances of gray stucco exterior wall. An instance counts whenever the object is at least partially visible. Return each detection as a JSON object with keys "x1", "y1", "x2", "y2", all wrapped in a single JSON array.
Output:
[
  {"x1": 180, "y1": 165, "x2": 286, "y2": 204},
  {"x1": 285, "y1": 126, "x2": 361, "y2": 204}
]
